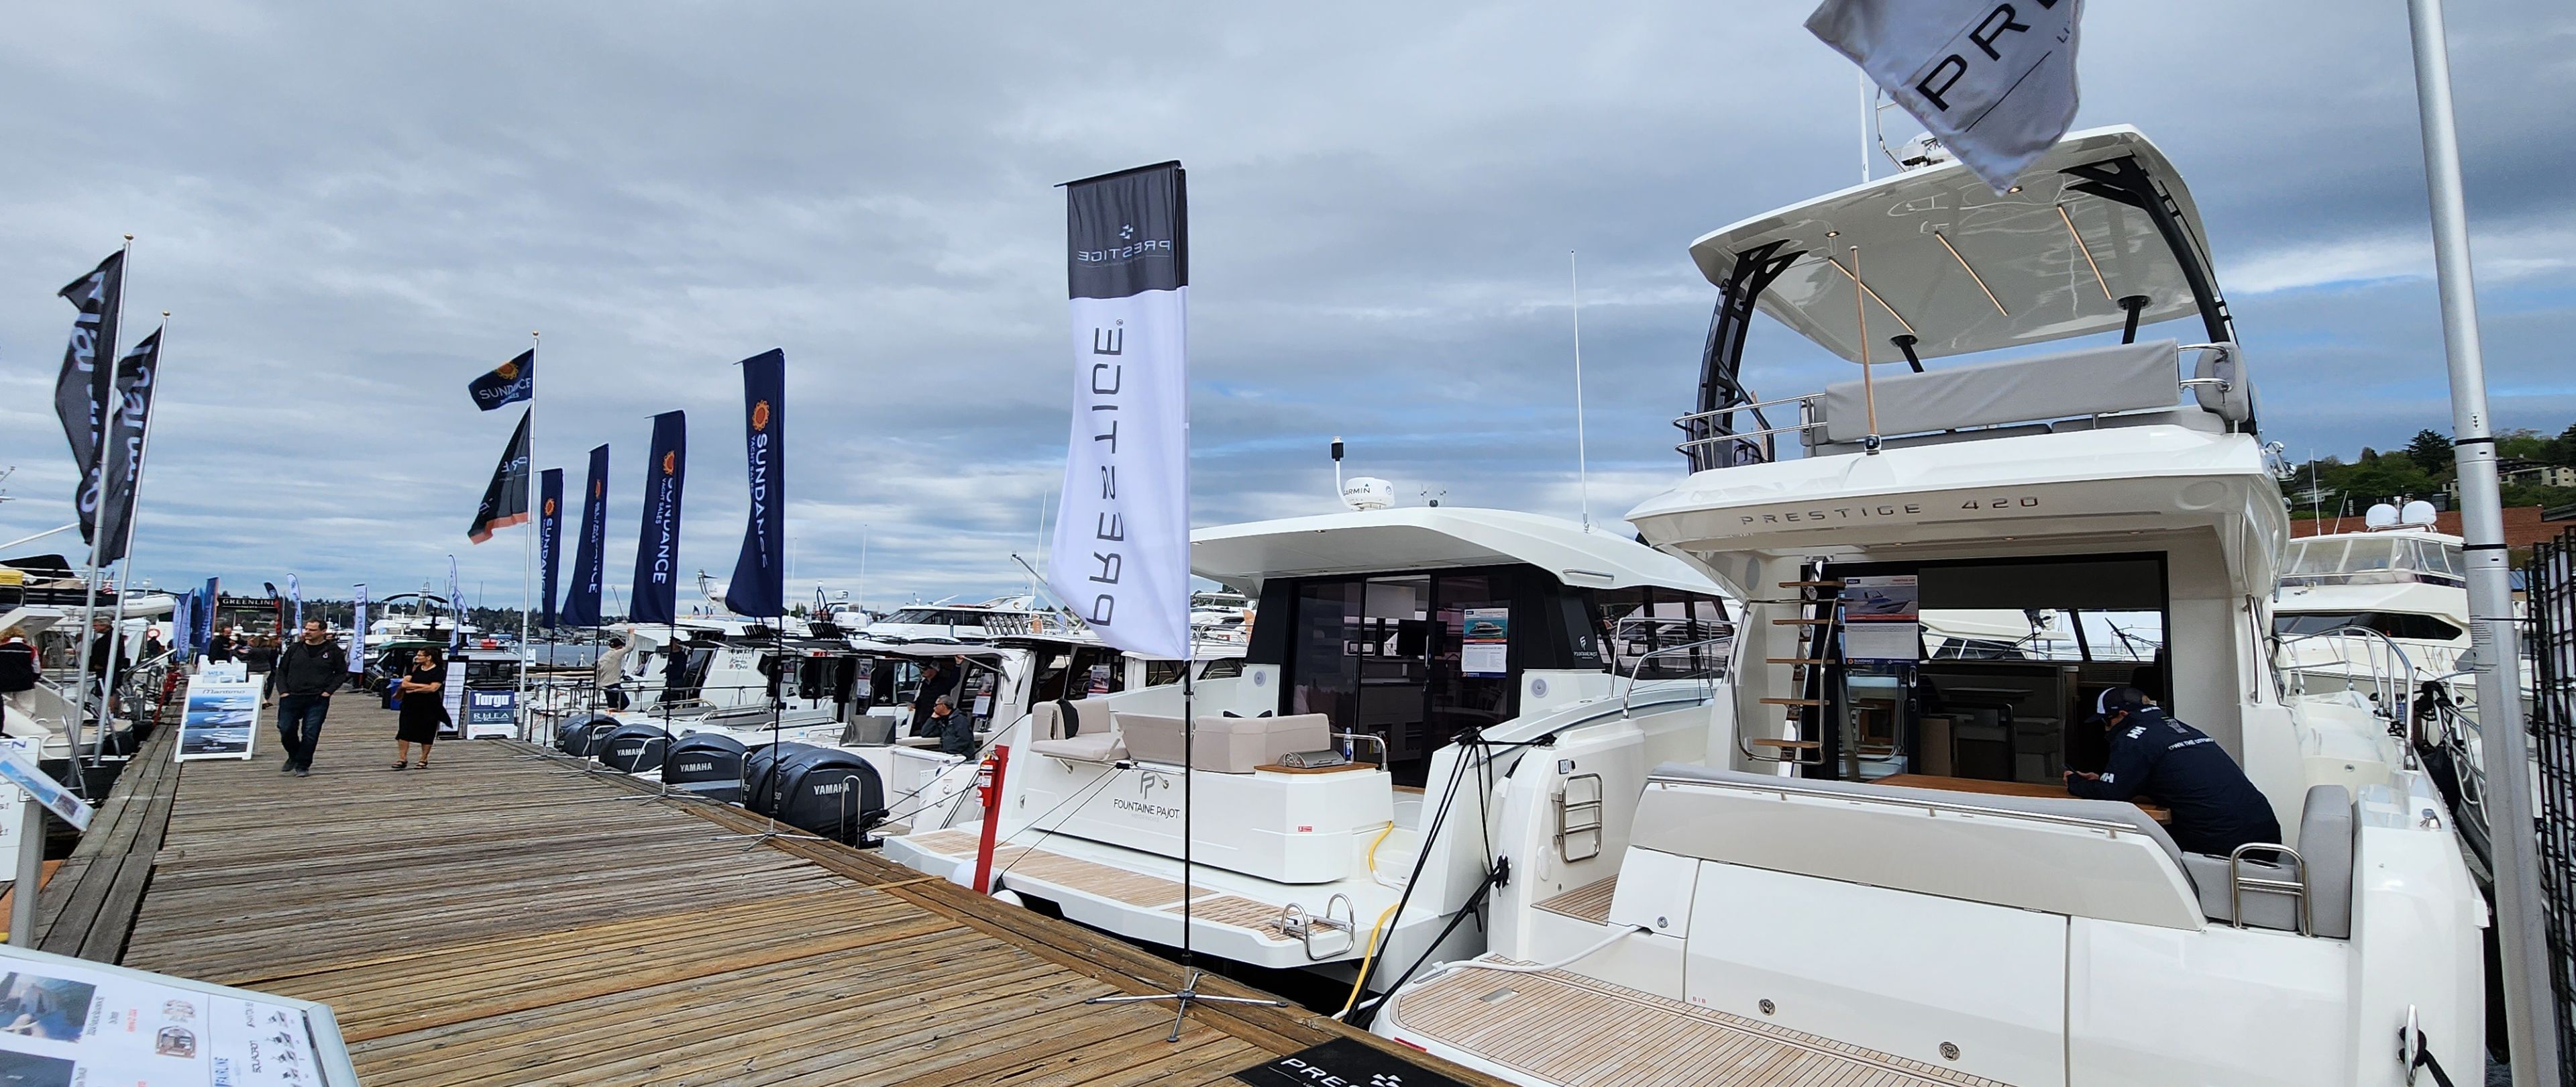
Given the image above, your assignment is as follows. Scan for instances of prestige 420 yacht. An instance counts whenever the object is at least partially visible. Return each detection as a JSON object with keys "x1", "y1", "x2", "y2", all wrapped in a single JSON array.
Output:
[{"x1": 1369, "y1": 127, "x2": 2484, "y2": 1087}]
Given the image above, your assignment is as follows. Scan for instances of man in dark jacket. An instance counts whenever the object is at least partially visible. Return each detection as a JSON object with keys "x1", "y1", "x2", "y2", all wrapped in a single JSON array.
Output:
[
  {"x1": 0, "y1": 627, "x2": 38, "y2": 719},
  {"x1": 266, "y1": 619, "x2": 345, "y2": 776},
  {"x1": 2065, "y1": 686, "x2": 2282, "y2": 856},
  {"x1": 928, "y1": 696, "x2": 975, "y2": 756}
]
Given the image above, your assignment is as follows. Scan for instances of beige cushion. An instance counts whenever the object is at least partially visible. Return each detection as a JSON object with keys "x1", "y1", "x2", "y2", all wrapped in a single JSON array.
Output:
[
  {"x1": 1032, "y1": 700, "x2": 1116, "y2": 741},
  {"x1": 1116, "y1": 713, "x2": 1187, "y2": 766},
  {"x1": 1114, "y1": 713, "x2": 1336, "y2": 773},
  {"x1": 1030, "y1": 733, "x2": 1127, "y2": 763}
]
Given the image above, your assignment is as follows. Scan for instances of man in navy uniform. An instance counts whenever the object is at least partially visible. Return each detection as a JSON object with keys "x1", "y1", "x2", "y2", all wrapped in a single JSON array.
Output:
[{"x1": 2065, "y1": 686, "x2": 2282, "y2": 856}]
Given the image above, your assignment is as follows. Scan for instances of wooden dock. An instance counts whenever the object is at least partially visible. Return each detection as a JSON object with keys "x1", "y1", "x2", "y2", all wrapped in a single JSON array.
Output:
[{"x1": 31, "y1": 703, "x2": 1511, "y2": 1086}]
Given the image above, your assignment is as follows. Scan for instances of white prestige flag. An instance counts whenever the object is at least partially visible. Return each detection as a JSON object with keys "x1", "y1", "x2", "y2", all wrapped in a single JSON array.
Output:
[
  {"x1": 1047, "y1": 162, "x2": 1192, "y2": 661},
  {"x1": 347, "y1": 582, "x2": 368, "y2": 673},
  {"x1": 1807, "y1": 0, "x2": 2083, "y2": 193}
]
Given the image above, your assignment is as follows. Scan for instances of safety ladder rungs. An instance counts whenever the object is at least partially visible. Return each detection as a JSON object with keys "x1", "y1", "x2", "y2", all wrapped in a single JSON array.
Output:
[
  {"x1": 1759, "y1": 698, "x2": 1826, "y2": 707},
  {"x1": 1772, "y1": 618, "x2": 1833, "y2": 625},
  {"x1": 1766, "y1": 658, "x2": 1831, "y2": 665},
  {"x1": 1748, "y1": 737, "x2": 1823, "y2": 749},
  {"x1": 1778, "y1": 580, "x2": 1843, "y2": 588}
]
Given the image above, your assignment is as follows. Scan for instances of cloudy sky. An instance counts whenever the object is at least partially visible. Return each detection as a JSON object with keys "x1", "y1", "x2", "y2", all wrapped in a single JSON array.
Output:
[{"x1": 3, "y1": 3, "x2": 2569, "y2": 614}]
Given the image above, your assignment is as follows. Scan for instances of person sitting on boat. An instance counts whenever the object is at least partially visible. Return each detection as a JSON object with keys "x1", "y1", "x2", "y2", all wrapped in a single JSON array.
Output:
[
  {"x1": 928, "y1": 695, "x2": 975, "y2": 756},
  {"x1": 595, "y1": 636, "x2": 630, "y2": 710},
  {"x1": 0, "y1": 627, "x2": 37, "y2": 719},
  {"x1": 910, "y1": 658, "x2": 959, "y2": 736},
  {"x1": 2065, "y1": 686, "x2": 2282, "y2": 856}
]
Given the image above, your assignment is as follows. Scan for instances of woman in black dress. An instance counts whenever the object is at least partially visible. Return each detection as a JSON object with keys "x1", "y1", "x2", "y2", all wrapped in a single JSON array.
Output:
[{"x1": 392, "y1": 648, "x2": 447, "y2": 769}]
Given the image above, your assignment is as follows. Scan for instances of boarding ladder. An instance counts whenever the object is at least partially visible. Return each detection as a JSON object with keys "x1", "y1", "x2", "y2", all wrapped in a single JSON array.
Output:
[{"x1": 1745, "y1": 565, "x2": 1834, "y2": 766}]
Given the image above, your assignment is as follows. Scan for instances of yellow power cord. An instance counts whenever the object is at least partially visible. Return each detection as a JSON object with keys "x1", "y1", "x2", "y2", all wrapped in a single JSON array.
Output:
[
  {"x1": 1335, "y1": 902, "x2": 1403, "y2": 1018},
  {"x1": 1334, "y1": 821, "x2": 1405, "y2": 1019}
]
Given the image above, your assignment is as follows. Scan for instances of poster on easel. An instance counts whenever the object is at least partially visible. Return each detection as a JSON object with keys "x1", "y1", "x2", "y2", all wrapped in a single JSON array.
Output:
[
  {"x1": 0, "y1": 942, "x2": 358, "y2": 1086},
  {"x1": 1839, "y1": 574, "x2": 1921, "y2": 662},
  {"x1": 174, "y1": 676, "x2": 264, "y2": 762}
]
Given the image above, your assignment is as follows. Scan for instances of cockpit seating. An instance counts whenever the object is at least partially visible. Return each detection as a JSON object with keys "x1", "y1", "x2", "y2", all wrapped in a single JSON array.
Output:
[
  {"x1": 1802, "y1": 339, "x2": 2250, "y2": 456},
  {"x1": 1114, "y1": 712, "x2": 1332, "y2": 772},
  {"x1": 1029, "y1": 700, "x2": 1124, "y2": 763}
]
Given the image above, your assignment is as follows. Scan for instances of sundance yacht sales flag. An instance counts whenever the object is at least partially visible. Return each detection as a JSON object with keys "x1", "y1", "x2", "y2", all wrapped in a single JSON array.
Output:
[
  {"x1": 467, "y1": 408, "x2": 533, "y2": 544},
  {"x1": 723, "y1": 350, "x2": 788, "y2": 619},
  {"x1": 1807, "y1": 0, "x2": 2083, "y2": 193},
  {"x1": 467, "y1": 348, "x2": 535, "y2": 411},
  {"x1": 558, "y1": 444, "x2": 610, "y2": 627},
  {"x1": 1046, "y1": 162, "x2": 1191, "y2": 661},
  {"x1": 539, "y1": 468, "x2": 564, "y2": 629},
  {"x1": 630, "y1": 412, "x2": 687, "y2": 627}
]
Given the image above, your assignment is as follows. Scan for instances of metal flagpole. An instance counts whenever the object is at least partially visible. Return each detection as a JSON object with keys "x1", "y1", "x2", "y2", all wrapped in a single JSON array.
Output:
[
  {"x1": 520, "y1": 331, "x2": 537, "y2": 739},
  {"x1": 68, "y1": 234, "x2": 134, "y2": 789},
  {"x1": 1569, "y1": 250, "x2": 1591, "y2": 531},
  {"x1": 2405, "y1": 3, "x2": 2555, "y2": 1081},
  {"x1": 89, "y1": 313, "x2": 172, "y2": 764}
]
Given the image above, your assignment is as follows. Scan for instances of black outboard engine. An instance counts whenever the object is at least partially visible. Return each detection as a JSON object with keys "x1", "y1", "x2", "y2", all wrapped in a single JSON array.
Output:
[
  {"x1": 742, "y1": 741, "x2": 822, "y2": 811},
  {"x1": 596, "y1": 724, "x2": 674, "y2": 774},
  {"x1": 663, "y1": 733, "x2": 749, "y2": 803},
  {"x1": 768, "y1": 749, "x2": 886, "y2": 845},
  {"x1": 557, "y1": 715, "x2": 621, "y2": 757}
]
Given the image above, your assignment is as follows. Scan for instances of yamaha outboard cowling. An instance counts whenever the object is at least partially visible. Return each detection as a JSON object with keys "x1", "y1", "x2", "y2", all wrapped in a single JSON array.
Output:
[
  {"x1": 558, "y1": 715, "x2": 621, "y2": 757},
  {"x1": 769, "y1": 748, "x2": 885, "y2": 845},
  {"x1": 743, "y1": 741, "x2": 822, "y2": 811},
  {"x1": 596, "y1": 724, "x2": 673, "y2": 774},
  {"x1": 662, "y1": 733, "x2": 748, "y2": 803}
]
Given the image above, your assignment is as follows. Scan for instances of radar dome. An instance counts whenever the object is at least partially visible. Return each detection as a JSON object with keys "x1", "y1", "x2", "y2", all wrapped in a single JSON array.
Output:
[{"x1": 1342, "y1": 477, "x2": 1394, "y2": 511}]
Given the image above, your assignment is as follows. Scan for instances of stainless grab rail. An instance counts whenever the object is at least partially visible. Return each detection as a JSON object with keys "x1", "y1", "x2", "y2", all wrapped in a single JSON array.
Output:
[
  {"x1": 2279, "y1": 624, "x2": 2421, "y2": 718},
  {"x1": 1619, "y1": 637, "x2": 1732, "y2": 719},
  {"x1": 2226, "y1": 842, "x2": 2310, "y2": 935}
]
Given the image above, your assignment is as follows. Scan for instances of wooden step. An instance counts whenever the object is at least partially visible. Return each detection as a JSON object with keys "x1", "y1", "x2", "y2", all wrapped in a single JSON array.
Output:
[
  {"x1": 1772, "y1": 617, "x2": 1833, "y2": 625},
  {"x1": 1766, "y1": 658, "x2": 1831, "y2": 665},
  {"x1": 1778, "y1": 580, "x2": 1843, "y2": 588},
  {"x1": 1747, "y1": 737, "x2": 1823, "y2": 749},
  {"x1": 1759, "y1": 698, "x2": 1825, "y2": 707}
]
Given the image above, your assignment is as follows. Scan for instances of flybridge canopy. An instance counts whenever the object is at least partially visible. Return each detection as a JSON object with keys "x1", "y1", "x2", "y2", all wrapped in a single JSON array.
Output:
[
  {"x1": 1189, "y1": 506, "x2": 1721, "y2": 594},
  {"x1": 1689, "y1": 127, "x2": 2223, "y2": 363}
]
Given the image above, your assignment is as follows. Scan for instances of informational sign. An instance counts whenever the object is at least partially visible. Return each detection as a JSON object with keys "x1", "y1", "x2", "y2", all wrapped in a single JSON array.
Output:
[
  {"x1": 1086, "y1": 664, "x2": 1113, "y2": 695},
  {"x1": 0, "y1": 738, "x2": 33, "y2": 873},
  {"x1": 197, "y1": 661, "x2": 247, "y2": 682},
  {"x1": 174, "y1": 676, "x2": 263, "y2": 762},
  {"x1": 1461, "y1": 607, "x2": 1510, "y2": 677},
  {"x1": 441, "y1": 662, "x2": 468, "y2": 737},
  {"x1": 0, "y1": 942, "x2": 358, "y2": 1086},
  {"x1": 463, "y1": 689, "x2": 517, "y2": 740},
  {"x1": 1841, "y1": 574, "x2": 1921, "y2": 662}
]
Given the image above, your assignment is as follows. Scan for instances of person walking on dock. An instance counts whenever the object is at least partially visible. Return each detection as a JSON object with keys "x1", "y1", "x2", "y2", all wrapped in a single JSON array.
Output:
[
  {"x1": 0, "y1": 627, "x2": 37, "y2": 720},
  {"x1": 267, "y1": 619, "x2": 345, "y2": 777},
  {"x1": 244, "y1": 634, "x2": 280, "y2": 676},
  {"x1": 392, "y1": 648, "x2": 447, "y2": 770}
]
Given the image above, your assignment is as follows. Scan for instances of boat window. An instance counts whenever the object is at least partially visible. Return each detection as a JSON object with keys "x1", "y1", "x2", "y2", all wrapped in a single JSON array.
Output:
[
  {"x1": 1197, "y1": 657, "x2": 1243, "y2": 680},
  {"x1": 2283, "y1": 535, "x2": 2465, "y2": 586},
  {"x1": 2285, "y1": 539, "x2": 2345, "y2": 578},
  {"x1": 2275, "y1": 611, "x2": 2463, "y2": 641},
  {"x1": 1277, "y1": 568, "x2": 1532, "y2": 784},
  {"x1": 1591, "y1": 587, "x2": 1731, "y2": 678},
  {"x1": 1143, "y1": 659, "x2": 1188, "y2": 686}
]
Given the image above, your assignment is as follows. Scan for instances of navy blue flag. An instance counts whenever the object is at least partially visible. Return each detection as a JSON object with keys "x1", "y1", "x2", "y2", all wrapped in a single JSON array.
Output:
[
  {"x1": 630, "y1": 411, "x2": 686, "y2": 625},
  {"x1": 467, "y1": 348, "x2": 535, "y2": 411},
  {"x1": 467, "y1": 408, "x2": 533, "y2": 543},
  {"x1": 538, "y1": 468, "x2": 564, "y2": 629},
  {"x1": 94, "y1": 329, "x2": 162, "y2": 566},
  {"x1": 559, "y1": 444, "x2": 610, "y2": 626},
  {"x1": 56, "y1": 251, "x2": 125, "y2": 546},
  {"x1": 723, "y1": 350, "x2": 787, "y2": 618}
]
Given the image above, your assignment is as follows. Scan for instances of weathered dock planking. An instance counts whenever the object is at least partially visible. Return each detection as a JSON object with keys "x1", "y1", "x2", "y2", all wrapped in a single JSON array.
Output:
[{"x1": 35, "y1": 702, "x2": 1515, "y2": 1086}]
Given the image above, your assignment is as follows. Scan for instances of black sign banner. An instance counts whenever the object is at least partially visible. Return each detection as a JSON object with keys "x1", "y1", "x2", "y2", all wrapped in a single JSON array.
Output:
[
  {"x1": 1232, "y1": 1038, "x2": 1470, "y2": 1087},
  {"x1": 537, "y1": 467, "x2": 564, "y2": 628},
  {"x1": 467, "y1": 348, "x2": 535, "y2": 411},
  {"x1": 559, "y1": 444, "x2": 610, "y2": 626},
  {"x1": 93, "y1": 329, "x2": 162, "y2": 566},
  {"x1": 629, "y1": 411, "x2": 687, "y2": 625},
  {"x1": 55, "y1": 250, "x2": 125, "y2": 546}
]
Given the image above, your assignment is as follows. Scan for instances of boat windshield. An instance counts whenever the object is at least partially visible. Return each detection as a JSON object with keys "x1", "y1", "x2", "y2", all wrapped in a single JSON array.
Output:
[{"x1": 2282, "y1": 535, "x2": 2465, "y2": 588}]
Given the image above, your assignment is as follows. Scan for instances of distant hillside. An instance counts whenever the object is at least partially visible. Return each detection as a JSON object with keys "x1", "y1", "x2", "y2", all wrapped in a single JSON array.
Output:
[{"x1": 2283, "y1": 423, "x2": 2576, "y2": 519}]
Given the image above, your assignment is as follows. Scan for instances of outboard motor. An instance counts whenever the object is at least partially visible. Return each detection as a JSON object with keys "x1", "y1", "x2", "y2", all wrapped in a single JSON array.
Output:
[
  {"x1": 769, "y1": 748, "x2": 886, "y2": 845},
  {"x1": 558, "y1": 715, "x2": 621, "y2": 757},
  {"x1": 663, "y1": 733, "x2": 748, "y2": 803},
  {"x1": 743, "y1": 741, "x2": 822, "y2": 811},
  {"x1": 596, "y1": 724, "x2": 673, "y2": 774}
]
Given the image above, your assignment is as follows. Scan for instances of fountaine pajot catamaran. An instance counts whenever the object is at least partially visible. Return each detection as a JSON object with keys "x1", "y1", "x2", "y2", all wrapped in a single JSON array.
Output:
[{"x1": 1367, "y1": 127, "x2": 2485, "y2": 1087}]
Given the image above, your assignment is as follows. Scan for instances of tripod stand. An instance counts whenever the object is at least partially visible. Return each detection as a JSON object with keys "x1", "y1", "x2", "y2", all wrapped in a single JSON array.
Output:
[{"x1": 1081, "y1": 662, "x2": 1285, "y2": 1040}]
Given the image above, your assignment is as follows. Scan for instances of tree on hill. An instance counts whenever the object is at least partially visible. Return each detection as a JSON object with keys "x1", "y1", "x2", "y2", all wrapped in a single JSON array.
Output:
[{"x1": 2405, "y1": 429, "x2": 2453, "y2": 473}]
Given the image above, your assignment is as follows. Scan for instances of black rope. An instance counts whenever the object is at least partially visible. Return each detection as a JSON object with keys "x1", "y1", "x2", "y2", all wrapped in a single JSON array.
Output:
[
  {"x1": 1348, "y1": 858, "x2": 1505, "y2": 1027},
  {"x1": 2403, "y1": 1027, "x2": 2457, "y2": 1087},
  {"x1": 1340, "y1": 736, "x2": 1491, "y2": 1009}
]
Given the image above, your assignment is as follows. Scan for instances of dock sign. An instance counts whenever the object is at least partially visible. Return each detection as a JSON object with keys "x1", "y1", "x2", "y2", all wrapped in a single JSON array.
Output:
[
  {"x1": 0, "y1": 741, "x2": 94, "y2": 832},
  {"x1": 465, "y1": 689, "x2": 519, "y2": 739},
  {"x1": 1233, "y1": 1038, "x2": 1469, "y2": 1087},
  {"x1": 176, "y1": 675, "x2": 265, "y2": 762}
]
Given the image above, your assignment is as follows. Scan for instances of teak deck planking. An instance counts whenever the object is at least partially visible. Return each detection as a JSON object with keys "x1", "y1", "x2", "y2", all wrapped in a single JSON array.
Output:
[{"x1": 33, "y1": 702, "x2": 1517, "y2": 1086}]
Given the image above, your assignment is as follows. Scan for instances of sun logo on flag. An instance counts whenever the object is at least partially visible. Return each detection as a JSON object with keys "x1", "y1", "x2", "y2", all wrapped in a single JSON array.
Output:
[
  {"x1": 661, "y1": 451, "x2": 677, "y2": 476},
  {"x1": 543, "y1": 498, "x2": 557, "y2": 517},
  {"x1": 751, "y1": 401, "x2": 771, "y2": 432},
  {"x1": 593, "y1": 480, "x2": 603, "y2": 497},
  {"x1": 496, "y1": 360, "x2": 520, "y2": 380}
]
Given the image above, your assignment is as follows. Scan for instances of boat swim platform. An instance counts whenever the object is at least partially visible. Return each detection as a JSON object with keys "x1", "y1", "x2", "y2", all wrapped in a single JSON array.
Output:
[{"x1": 27, "y1": 702, "x2": 1517, "y2": 1087}]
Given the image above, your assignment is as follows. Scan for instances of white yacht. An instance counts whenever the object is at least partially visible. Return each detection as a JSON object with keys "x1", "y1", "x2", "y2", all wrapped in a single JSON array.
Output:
[
  {"x1": 883, "y1": 505, "x2": 1733, "y2": 996},
  {"x1": 1369, "y1": 127, "x2": 2484, "y2": 1087},
  {"x1": 860, "y1": 594, "x2": 1056, "y2": 642},
  {"x1": 2275, "y1": 503, "x2": 2472, "y2": 699}
]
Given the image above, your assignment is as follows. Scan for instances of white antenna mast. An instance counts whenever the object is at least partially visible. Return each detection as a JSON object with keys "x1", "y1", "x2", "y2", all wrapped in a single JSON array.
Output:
[
  {"x1": 1570, "y1": 250, "x2": 1593, "y2": 531},
  {"x1": 1859, "y1": 70, "x2": 1874, "y2": 183}
]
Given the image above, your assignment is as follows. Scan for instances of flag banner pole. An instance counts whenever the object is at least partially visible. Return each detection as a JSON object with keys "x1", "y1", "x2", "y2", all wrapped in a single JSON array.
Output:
[
  {"x1": 560, "y1": 446, "x2": 610, "y2": 628},
  {"x1": 61, "y1": 241, "x2": 130, "y2": 782},
  {"x1": 88, "y1": 319, "x2": 169, "y2": 762},
  {"x1": 723, "y1": 350, "x2": 788, "y2": 620},
  {"x1": 446, "y1": 556, "x2": 462, "y2": 654},
  {"x1": 2405, "y1": 1, "x2": 2555, "y2": 1082},
  {"x1": 346, "y1": 584, "x2": 368, "y2": 674},
  {"x1": 630, "y1": 413, "x2": 687, "y2": 629},
  {"x1": 519, "y1": 333, "x2": 538, "y2": 735},
  {"x1": 467, "y1": 408, "x2": 533, "y2": 545},
  {"x1": 1051, "y1": 161, "x2": 1281, "y2": 1039}
]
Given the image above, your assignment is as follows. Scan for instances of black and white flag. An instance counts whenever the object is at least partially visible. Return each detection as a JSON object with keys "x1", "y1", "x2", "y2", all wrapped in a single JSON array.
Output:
[
  {"x1": 1046, "y1": 162, "x2": 1191, "y2": 660},
  {"x1": 54, "y1": 250, "x2": 125, "y2": 545},
  {"x1": 94, "y1": 329, "x2": 163, "y2": 566},
  {"x1": 1807, "y1": 0, "x2": 2083, "y2": 193}
]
